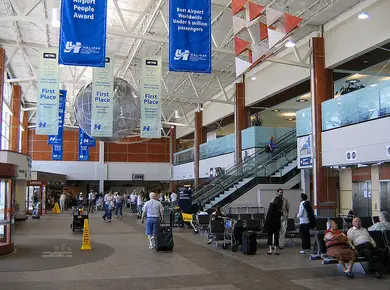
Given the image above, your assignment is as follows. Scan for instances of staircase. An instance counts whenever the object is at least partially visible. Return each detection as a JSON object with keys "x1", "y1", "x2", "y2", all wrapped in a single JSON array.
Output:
[{"x1": 192, "y1": 130, "x2": 299, "y2": 210}]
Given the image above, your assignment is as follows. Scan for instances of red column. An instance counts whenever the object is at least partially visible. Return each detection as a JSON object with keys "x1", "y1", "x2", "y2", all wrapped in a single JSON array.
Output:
[
  {"x1": 194, "y1": 111, "x2": 203, "y2": 187},
  {"x1": 311, "y1": 37, "x2": 334, "y2": 215},
  {"x1": 10, "y1": 85, "x2": 21, "y2": 152},
  {"x1": 21, "y1": 111, "x2": 29, "y2": 155},
  {"x1": 170, "y1": 126, "x2": 177, "y2": 192},
  {"x1": 0, "y1": 48, "x2": 5, "y2": 148},
  {"x1": 235, "y1": 82, "x2": 246, "y2": 164}
]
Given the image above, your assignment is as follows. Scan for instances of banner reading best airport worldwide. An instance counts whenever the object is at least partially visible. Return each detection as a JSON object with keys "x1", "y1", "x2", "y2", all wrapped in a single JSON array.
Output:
[
  {"x1": 169, "y1": 0, "x2": 212, "y2": 73},
  {"x1": 48, "y1": 90, "x2": 67, "y2": 145},
  {"x1": 140, "y1": 56, "x2": 162, "y2": 139},
  {"x1": 36, "y1": 48, "x2": 59, "y2": 135},
  {"x1": 59, "y1": 0, "x2": 108, "y2": 67},
  {"x1": 91, "y1": 56, "x2": 114, "y2": 137}
]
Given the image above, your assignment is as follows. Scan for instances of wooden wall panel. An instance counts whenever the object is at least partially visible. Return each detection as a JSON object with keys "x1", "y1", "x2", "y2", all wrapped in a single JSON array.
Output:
[
  {"x1": 352, "y1": 167, "x2": 371, "y2": 182},
  {"x1": 379, "y1": 163, "x2": 390, "y2": 180}
]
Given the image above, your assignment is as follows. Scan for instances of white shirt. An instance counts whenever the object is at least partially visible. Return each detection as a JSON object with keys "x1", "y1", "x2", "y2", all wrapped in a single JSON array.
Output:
[
  {"x1": 297, "y1": 201, "x2": 309, "y2": 224},
  {"x1": 137, "y1": 195, "x2": 144, "y2": 206},
  {"x1": 130, "y1": 194, "x2": 136, "y2": 203},
  {"x1": 347, "y1": 226, "x2": 375, "y2": 247},
  {"x1": 104, "y1": 194, "x2": 114, "y2": 204},
  {"x1": 143, "y1": 199, "x2": 164, "y2": 218},
  {"x1": 115, "y1": 195, "x2": 124, "y2": 203},
  {"x1": 60, "y1": 194, "x2": 66, "y2": 201},
  {"x1": 88, "y1": 192, "x2": 95, "y2": 200},
  {"x1": 170, "y1": 192, "x2": 178, "y2": 202}
]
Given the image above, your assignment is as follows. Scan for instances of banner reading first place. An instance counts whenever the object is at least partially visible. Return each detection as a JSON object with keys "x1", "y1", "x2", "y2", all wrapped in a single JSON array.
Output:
[
  {"x1": 36, "y1": 48, "x2": 59, "y2": 135},
  {"x1": 169, "y1": 0, "x2": 212, "y2": 73},
  {"x1": 59, "y1": 0, "x2": 108, "y2": 67}
]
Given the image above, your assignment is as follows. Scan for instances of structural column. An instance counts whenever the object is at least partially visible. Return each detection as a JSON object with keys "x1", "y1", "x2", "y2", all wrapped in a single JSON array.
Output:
[
  {"x1": 194, "y1": 111, "x2": 204, "y2": 188},
  {"x1": 170, "y1": 126, "x2": 177, "y2": 192},
  {"x1": 21, "y1": 111, "x2": 29, "y2": 154},
  {"x1": 234, "y1": 82, "x2": 247, "y2": 164},
  {"x1": 311, "y1": 37, "x2": 334, "y2": 215},
  {"x1": 99, "y1": 141, "x2": 105, "y2": 194},
  {"x1": 0, "y1": 48, "x2": 5, "y2": 148},
  {"x1": 10, "y1": 85, "x2": 21, "y2": 152}
]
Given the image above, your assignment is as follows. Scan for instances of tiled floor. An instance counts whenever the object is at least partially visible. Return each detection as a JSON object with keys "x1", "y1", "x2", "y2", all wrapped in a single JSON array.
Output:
[{"x1": 0, "y1": 211, "x2": 389, "y2": 289}]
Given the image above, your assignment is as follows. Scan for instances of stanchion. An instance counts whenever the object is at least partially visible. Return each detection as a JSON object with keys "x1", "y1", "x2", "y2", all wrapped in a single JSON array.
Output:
[
  {"x1": 81, "y1": 219, "x2": 92, "y2": 250},
  {"x1": 52, "y1": 202, "x2": 61, "y2": 214}
]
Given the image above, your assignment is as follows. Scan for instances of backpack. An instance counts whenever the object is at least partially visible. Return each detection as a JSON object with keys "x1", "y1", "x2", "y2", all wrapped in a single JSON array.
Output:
[{"x1": 303, "y1": 201, "x2": 316, "y2": 229}]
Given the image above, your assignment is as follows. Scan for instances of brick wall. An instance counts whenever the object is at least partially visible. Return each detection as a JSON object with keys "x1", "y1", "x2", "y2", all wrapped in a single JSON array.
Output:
[{"x1": 28, "y1": 129, "x2": 170, "y2": 163}]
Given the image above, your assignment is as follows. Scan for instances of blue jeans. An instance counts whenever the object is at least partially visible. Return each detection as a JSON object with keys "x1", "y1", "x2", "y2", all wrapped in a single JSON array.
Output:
[
  {"x1": 102, "y1": 204, "x2": 112, "y2": 220},
  {"x1": 146, "y1": 217, "x2": 159, "y2": 236},
  {"x1": 115, "y1": 203, "x2": 123, "y2": 216}
]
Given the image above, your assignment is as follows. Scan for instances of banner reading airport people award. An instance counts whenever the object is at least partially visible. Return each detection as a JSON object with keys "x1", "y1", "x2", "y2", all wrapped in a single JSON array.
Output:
[
  {"x1": 169, "y1": 0, "x2": 212, "y2": 73},
  {"x1": 59, "y1": 0, "x2": 108, "y2": 67},
  {"x1": 48, "y1": 90, "x2": 67, "y2": 145},
  {"x1": 91, "y1": 56, "x2": 114, "y2": 137},
  {"x1": 36, "y1": 48, "x2": 59, "y2": 135},
  {"x1": 52, "y1": 144, "x2": 63, "y2": 160},
  {"x1": 140, "y1": 56, "x2": 162, "y2": 138}
]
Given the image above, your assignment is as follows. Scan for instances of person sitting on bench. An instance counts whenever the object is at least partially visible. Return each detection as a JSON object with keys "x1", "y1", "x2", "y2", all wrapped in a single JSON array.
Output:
[
  {"x1": 324, "y1": 220, "x2": 356, "y2": 278},
  {"x1": 368, "y1": 211, "x2": 390, "y2": 232},
  {"x1": 347, "y1": 217, "x2": 388, "y2": 279}
]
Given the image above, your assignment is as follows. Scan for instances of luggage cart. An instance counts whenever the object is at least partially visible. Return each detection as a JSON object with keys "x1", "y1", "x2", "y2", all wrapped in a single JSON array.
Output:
[
  {"x1": 70, "y1": 206, "x2": 88, "y2": 232},
  {"x1": 222, "y1": 218, "x2": 241, "y2": 252}
]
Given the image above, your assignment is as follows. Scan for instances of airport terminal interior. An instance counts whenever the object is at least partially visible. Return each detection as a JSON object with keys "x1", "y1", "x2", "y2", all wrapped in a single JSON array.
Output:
[{"x1": 1, "y1": 0, "x2": 390, "y2": 289}]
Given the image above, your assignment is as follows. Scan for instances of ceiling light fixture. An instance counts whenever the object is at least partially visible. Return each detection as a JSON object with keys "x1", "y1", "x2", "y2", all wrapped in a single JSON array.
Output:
[
  {"x1": 51, "y1": 8, "x2": 60, "y2": 28},
  {"x1": 272, "y1": 109, "x2": 280, "y2": 112},
  {"x1": 369, "y1": 83, "x2": 378, "y2": 87},
  {"x1": 296, "y1": 99, "x2": 308, "y2": 103},
  {"x1": 358, "y1": 11, "x2": 369, "y2": 20},
  {"x1": 199, "y1": 104, "x2": 204, "y2": 111},
  {"x1": 287, "y1": 118, "x2": 294, "y2": 121},
  {"x1": 251, "y1": 75, "x2": 257, "y2": 80},
  {"x1": 282, "y1": 112, "x2": 296, "y2": 117},
  {"x1": 174, "y1": 109, "x2": 180, "y2": 119},
  {"x1": 285, "y1": 40, "x2": 296, "y2": 48}
]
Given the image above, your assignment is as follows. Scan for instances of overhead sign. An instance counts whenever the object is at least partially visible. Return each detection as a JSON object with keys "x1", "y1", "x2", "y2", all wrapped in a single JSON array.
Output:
[
  {"x1": 169, "y1": 0, "x2": 212, "y2": 73},
  {"x1": 297, "y1": 135, "x2": 313, "y2": 169},
  {"x1": 48, "y1": 90, "x2": 67, "y2": 145},
  {"x1": 91, "y1": 56, "x2": 114, "y2": 137},
  {"x1": 79, "y1": 128, "x2": 96, "y2": 147},
  {"x1": 36, "y1": 48, "x2": 59, "y2": 135},
  {"x1": 140, "y1": 57, "x2": 162, "y2": 138},
  {"x1": 59, "y1": 0, "x2": 108, "y2": 67},
  {"x1": 52, "y1": 144, "x2": 63, "y2": 160}
]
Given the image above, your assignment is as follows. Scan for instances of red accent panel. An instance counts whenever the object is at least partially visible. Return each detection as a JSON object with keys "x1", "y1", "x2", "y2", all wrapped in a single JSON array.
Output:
[
  {"x1": 248, "y1": 2, "x2": 264, "y2": 21},
  {"x1": 284, "y1": 13, "x2": 303, "y2": 34},
  {"x1": 259, "y1": 22, "x2": 268, "y2": 41},
  {"x1": 232, "y1": 0, "x2": 248, "y2": 15},
  {"x1": 234, "y1": 37, "x2": 251, "y2": 56}
]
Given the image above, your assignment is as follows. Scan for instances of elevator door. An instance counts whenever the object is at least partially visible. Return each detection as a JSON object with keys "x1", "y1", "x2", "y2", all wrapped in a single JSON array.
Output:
[
  {"x1": 352, "y1": 182, "x2": 372, "y2": 217},
  {"x1": 380, "y1": 181, "x2": 390, "y2": 212}
]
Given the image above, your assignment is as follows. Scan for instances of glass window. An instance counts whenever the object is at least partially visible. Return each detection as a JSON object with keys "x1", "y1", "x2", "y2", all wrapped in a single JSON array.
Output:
[{"x1": 1, "y1": 78, "x2": 12, "y2": 150}]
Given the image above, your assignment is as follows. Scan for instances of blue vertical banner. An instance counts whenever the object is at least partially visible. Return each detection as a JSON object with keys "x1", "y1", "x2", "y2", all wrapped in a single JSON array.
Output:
[
  {"x1": 78, "y1": 144, "x2": 89, "y2": 161},
  {"x1": 48, "y1": 90, "x2": 67, "y2": 145},
  {"x1": 59, "y1": 0, "x2": 108, "y2": 67},
  {"x1": 79, "y1": 128, "x2": 96, "y2": 147},
  {"x1": 52, "y1": 144, "x2": 63, "y2": 160},
  {"x1": 169, "y1": 0, "x2": 212, "y2": 73}
]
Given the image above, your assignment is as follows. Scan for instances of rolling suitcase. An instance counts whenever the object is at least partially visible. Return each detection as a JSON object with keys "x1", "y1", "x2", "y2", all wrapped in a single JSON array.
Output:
[
  {"x1": 242, "y1": 231, "x2": 257, "y2": 255},
  {"x1": 155, "y1": 225, "x2": 174, "y2": 252}
]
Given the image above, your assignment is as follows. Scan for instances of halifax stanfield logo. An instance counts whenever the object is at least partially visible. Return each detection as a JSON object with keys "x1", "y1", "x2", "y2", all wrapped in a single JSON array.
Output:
[
  {"x1": 143, "y1": 126, "x2": 151, "y2": 132},
  {"x1": 174, "y1": 49, "x2": 190, "y2": 61},
  {"x1": 173, "y1": 49, "x2": 207, "y2": 62},
  {"x1": 64, "y1": 41, "x2": 101, "y2": 54}
]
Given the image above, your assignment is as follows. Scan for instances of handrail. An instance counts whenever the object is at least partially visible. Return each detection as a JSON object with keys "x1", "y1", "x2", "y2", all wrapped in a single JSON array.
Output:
[
  {"x1": 194, "y1": 129, "x2": 296, "y2": 198},
  {"x1": 193, "y1": 140, "x2": 297, "y2": 205},
  {"x1": 192, "y1": 129, "x2": 296, "y2": 198}
]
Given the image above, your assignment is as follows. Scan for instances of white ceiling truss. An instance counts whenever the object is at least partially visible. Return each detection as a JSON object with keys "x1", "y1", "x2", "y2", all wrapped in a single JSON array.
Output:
[{"x1": 0, "y1": 0, "x2": 364, "y2": 130}]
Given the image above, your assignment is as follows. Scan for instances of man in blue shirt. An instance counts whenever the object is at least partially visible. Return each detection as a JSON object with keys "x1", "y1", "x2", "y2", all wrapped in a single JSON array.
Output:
[{"x1": 268, "y1": 136, "x2": 277, "y2": 158}]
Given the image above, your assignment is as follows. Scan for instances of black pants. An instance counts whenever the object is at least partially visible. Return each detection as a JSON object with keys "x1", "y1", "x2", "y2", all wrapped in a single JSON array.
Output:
[
  {"x1": 356, "y1": 243, "x2": 388, "y2": 273},
  {"x1": 267, "y1": 228, "x2": 280, "y2": 247},
  {"x1": 299, "y1": 223, "x2": 311, "y2": 250}
]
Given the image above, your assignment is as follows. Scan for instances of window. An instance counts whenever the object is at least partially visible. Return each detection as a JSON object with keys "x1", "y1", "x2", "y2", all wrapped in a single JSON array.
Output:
[
  {"x1": 1, "y1": 74, "x2": 12, "y2": 150},
  {"x1": 18, "y1": 106, "x2": 23, "y2": 152}
]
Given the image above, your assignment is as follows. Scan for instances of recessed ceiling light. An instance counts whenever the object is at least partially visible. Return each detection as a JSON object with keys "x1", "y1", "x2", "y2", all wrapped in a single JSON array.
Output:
[
  {"x1": 287, "y1": 118, "x2": 294, "y2": 121},
  {"x1": 282, "y1": 112, "x2": 296, "y2": 117},
  {"x1": 272, "y1": 109, "x2": 280, "y2": 112},
  {"x1": 285, "y1": 40, "x2": 296, "y2": 48},
  {"x1": 346, "y1": 79, "x2": 360, "y2": 84},
  {"x1": 296, "y1": 99, "x2": 308, "y2": 103},
  {"x1": 251, "y1": 75, "x2": 257, "y2": 80},
  {"x1": 369, "y1": 83, "x2": 377, "y2": 87},
  {"x1": 363, "y1": 60, "x2": 369, "y2": 64},
  {"x1": 358, "y1": 11, "x2": 369, "y2": 20}
]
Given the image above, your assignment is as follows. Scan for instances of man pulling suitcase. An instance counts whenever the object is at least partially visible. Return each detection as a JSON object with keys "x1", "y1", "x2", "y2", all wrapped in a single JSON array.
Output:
[{"x1": 141, "y1": 192, "x2": 174, "y2": 251}]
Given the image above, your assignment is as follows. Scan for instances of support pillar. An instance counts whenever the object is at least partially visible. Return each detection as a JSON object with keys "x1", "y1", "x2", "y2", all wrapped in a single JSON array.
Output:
[
  {"x1": 310, "y1": 37, "x2": 334, "y2": 215},
  {"x1": 10, "y1": 85, "x2": 21, "y2": 152},
  {"x1": 170, "y1": 126, "x2": 177, "y2": 192},
  {"x1": 0, "y1": 48, "x2": 5, "y2": 148},
  {"x1": 99, "y1": 141, "x2": 105, "y2": 194},
  {"x1": 194, "y1": 111, "x2": 203, "y2": 188},
  {"x1": 235, "y1": 82, "x2": 246, "y2": 164},
  {"x1": 21, "y1": 111, "x2": 28, "y2": 154}
]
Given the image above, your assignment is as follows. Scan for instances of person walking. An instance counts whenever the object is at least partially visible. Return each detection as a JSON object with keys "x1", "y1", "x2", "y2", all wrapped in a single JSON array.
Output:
[
  {"x1": 141, "y1": 192, "x2": 164, "y2": 249},
  {"x1": 88, "y1": 191, "x2": 96, "y2": 213},
  {"x1": 102, "y1": 191, "x2": 114, "y2": 222},
  {"x1": 59, "y1": 192, "x2": 66, "y2": 212},
  {"x1": 297, "y1": 193, "x2": 313, "y2": 254},
  {"x1": 115, "y1": 192, "x2": 124, "y2": 218},
  {"x1": 264, "y1": 195, "x2": 283, "y2": 255},
  {"x1": 277, "y1": 189, "x2": 290, "y2": 249}
]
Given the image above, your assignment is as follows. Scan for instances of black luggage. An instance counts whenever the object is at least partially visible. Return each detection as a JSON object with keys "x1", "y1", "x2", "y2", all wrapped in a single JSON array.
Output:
[
  {"x1": 155, "y1": 225, "x2": 174, "y2": 252},
  {"x1": 242, "y1": 231, "x2": 257, "y2": 255}
]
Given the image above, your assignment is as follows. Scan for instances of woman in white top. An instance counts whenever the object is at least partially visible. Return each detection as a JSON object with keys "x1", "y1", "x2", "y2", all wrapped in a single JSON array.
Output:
[
  {"x1": 114, "y1": 192, "x2": 124, "y2": 218},
  {"x1": 102, "y1": 191, "x2": 114, "y2": 222},
  {"x1": 137, "y1": 192, "x2": 145, "y2": 217}
]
